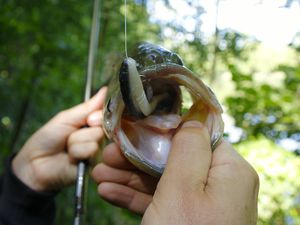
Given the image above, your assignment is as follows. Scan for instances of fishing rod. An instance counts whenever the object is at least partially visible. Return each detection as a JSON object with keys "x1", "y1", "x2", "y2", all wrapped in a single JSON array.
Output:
[{"x1": 73, "y1": 0, "x2": 101, "y2": 224}]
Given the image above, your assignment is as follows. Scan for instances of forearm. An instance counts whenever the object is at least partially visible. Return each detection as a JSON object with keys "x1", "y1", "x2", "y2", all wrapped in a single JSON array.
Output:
[{"x1": 0, "y1": 155, "x2": 56, "y2": 225}]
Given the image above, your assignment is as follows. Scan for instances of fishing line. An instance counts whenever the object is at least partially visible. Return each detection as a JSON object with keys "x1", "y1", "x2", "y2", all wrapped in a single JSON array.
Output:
[{"x1": 124, "y1": 0, "x2": 128, "y2": 58}]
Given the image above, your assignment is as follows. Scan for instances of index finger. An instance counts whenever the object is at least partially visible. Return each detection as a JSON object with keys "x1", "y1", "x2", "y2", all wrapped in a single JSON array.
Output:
[{"x1": 53, "y1": 87, "x2": 107, "y2": 127}]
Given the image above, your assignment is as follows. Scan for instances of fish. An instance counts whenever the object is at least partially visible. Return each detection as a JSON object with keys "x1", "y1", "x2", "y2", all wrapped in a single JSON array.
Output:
[{"x1": 103, "y1": 42, "x2": 224, "y2": 177}]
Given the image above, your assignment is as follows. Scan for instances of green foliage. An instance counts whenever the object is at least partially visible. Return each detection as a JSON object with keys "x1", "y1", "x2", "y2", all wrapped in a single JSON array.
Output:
[
  {"x1": 225, "y1": 60, "x2": 300, "y2": 142},
  {"x1": 0, "y1": 0, "x2": 154, "y2": 224},
  {"x1": 236, "y1": 137, "x2": 300, "y2": 225},
  {"x1": 0, "y1": 0, "x2": 92, "y2": 155}
]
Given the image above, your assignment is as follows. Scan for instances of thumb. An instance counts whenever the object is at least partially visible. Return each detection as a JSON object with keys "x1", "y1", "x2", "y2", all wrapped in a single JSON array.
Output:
[
  {"x1": 160, "y1": 121, "x2": 212, "y2": 191},
  {"x1": 53, "y1": 86, "x2": 107, "y2": 127}
]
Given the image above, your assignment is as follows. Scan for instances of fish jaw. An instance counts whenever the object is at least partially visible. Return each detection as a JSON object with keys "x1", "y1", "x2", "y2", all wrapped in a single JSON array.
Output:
[
  {"x1": 104, "y1": 71, "x2": 224, "y2": 177},
  {"x1": 103, "y1": 44, "x2": 224, "y2": 177}
]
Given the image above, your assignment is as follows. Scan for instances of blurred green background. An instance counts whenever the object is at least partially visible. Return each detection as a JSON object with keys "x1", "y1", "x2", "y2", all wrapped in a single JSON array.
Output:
[{"x1": 1, "y1": 0, "x2": 300, "y2": 224}]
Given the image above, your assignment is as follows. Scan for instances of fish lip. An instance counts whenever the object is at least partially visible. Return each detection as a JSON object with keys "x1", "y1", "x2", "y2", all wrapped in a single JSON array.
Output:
[
  {"x1": 139, "y1": 63, "x2": 223, "y2": 114},
  {"x1": 115, "y1": 126, "x2": 165, "y2": 177},
  {"x1": 124, "y1": 151, "x2": 164, "y2": 177},
  {"x1": 139, "y1": 62, "x2": 187, "y2": 76}
]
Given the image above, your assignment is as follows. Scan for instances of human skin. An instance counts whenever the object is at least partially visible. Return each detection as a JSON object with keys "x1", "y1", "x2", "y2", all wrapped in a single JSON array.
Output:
[
  {"x1": 92, "y1": 121, "x2": 259, "y2": 225},
  {"x1": 12, "y1": 87, "x2": 107, "y2": 192}
]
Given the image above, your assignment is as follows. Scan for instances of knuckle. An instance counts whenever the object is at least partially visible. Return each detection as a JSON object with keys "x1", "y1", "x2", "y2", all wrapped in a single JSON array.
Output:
[
  {"x1": 235, "y1": 159, "x2": 259, "y2": 187},
  {"x1": 55, "y1": 110, "x2": 68, "y2": 120},
  {"x1": 90, "y1": 142, "x2": 100, "y2": 152},
  {"x1": 67, "y1": 133, "x2": 77, "y2": 146},
  {"x1": 92, "y1": 164, "x2": 107, "y2": 182},
  {"x1": 91, "y1": 127, "x2": 103, "y2": 141},
  {"x1": 83, "y1": 102, "x2": 91, "y2": 114},
  {"x1": 127, "y1": 171, "x2": 140, "y2": 187},
  {"x1": 174, "y1": 123, "x2": 210, "y2": 146},
  {"x1": 68, "y1": 144, "x2": 78, "y2": 156}
]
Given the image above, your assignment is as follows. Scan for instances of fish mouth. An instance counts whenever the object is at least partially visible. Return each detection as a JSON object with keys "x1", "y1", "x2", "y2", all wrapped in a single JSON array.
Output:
[
  {"x1": 118, "y1": 59, "x2": 184, "y2": 176},
  {"x1": 103, "y1": 56, "x2": 223, "y2": 177}
]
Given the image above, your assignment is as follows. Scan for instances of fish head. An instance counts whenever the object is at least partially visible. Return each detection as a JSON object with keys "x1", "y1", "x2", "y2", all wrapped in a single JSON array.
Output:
[{"x1": 103, "y1": 42, "x2": 224, "y2": 177}]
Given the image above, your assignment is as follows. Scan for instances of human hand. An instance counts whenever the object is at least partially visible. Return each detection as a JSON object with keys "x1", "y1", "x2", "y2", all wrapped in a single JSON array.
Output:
[
  {"x1": 93, "y1": 121, "x2": 259, "y2": 225},
  {"x1": 12, "y1": 87, "x2": 107, "y2": 192},
  {"x1": 92, "y1": 142, "x2": 159, "y2": 214}
]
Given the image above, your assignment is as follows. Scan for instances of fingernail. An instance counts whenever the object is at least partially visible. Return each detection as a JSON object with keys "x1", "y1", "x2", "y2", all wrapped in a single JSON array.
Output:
[
  {"x1": 182, "y1": 120, "x2": 203, "y2": 128},
  {"x1": 87, "y1": 111, "x2": 102, "y2": 126}
]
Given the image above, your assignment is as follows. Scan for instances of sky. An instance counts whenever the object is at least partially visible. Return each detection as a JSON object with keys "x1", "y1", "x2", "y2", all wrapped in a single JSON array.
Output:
[
  {"x1": 148, "y1": 0, "x2": 300, "y2": 47},
  {"x1": 211, "y1": 0, "x2": 300, "y2": 46}
]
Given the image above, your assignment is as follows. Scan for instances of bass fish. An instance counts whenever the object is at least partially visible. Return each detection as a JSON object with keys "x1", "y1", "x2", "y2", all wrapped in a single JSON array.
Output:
[{"x1": 103, "y1": 42, "x2": 224, "y2": 177}]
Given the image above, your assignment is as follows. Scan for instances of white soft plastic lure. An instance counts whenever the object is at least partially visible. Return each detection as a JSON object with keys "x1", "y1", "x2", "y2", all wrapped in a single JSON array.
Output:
[{"x1": 103, "y1": 42, "x2": 224, "y2": 177}]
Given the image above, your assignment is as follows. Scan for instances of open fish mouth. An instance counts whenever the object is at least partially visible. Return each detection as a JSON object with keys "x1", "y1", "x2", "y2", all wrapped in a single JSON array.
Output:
[{"x1": 103, "y1": 42, "x2": 224, "y2": 177}]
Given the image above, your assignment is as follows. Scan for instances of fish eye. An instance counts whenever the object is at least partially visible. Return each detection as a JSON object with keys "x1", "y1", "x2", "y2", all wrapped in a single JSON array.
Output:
[
  {"x1": 146, "y1": 53, "x2": 161, "y2": 64},
  {"x1": 149, "y1": 54, "x2": 156, "y2": 61},
  {"x1": 144, "y1": 53, "x2": 158, "y2": 66}
]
